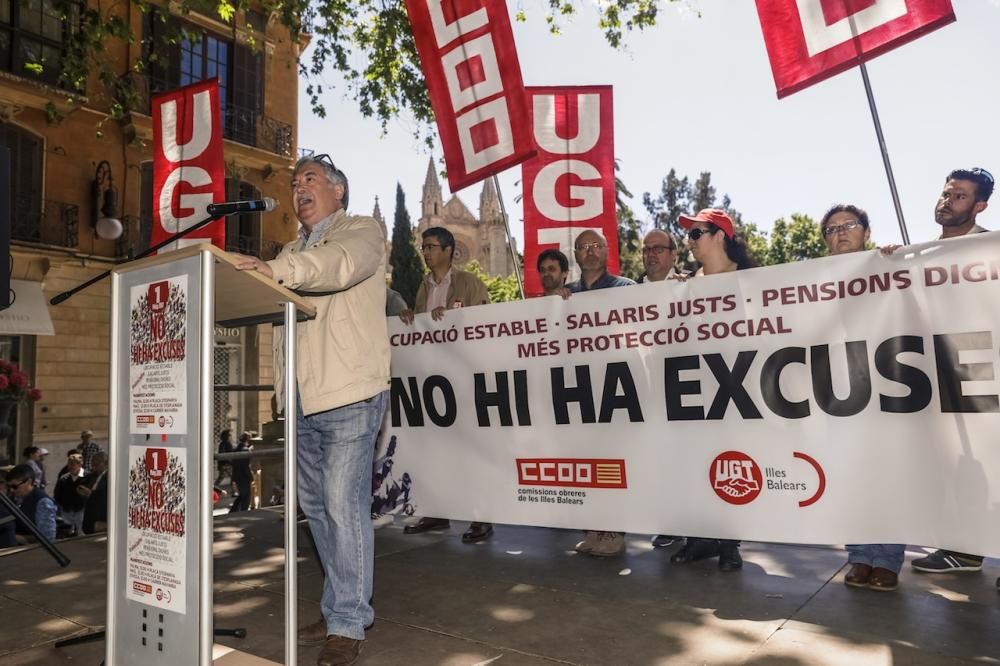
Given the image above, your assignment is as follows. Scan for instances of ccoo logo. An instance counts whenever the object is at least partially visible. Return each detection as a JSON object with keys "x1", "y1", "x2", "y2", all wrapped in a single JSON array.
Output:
[{"x1": 709, "y1": 451, "x2": 763, "y2": 505}]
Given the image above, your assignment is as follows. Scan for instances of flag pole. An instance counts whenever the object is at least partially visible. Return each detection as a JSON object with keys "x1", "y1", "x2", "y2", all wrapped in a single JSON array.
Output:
[
  {"x1": 857, "y1": 61, "x2": 910, "y2": 244},
  {"x1": 493, "y1": 174, "x2": 525, "y2": 299},
  {"x1": 848, "y1": 15, "x2": 910, "y2": 244}
]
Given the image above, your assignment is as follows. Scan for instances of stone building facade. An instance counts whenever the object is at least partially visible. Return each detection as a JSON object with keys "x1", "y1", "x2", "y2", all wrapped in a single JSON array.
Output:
[
  {"x1": 417, "y1": 159, "x2": 515, "y2": 277},
  {"x1": 0, "y1": 1, "x2": 304, "y2": 467}
]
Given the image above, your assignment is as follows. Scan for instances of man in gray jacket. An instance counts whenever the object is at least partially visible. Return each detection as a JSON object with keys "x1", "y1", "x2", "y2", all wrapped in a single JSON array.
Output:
[{"x1": 234, "y1": 154, "x2": 389, "y2": 666}]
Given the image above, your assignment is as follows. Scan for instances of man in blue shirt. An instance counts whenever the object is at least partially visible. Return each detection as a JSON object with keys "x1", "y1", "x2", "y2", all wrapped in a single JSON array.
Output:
[
  {"x1": 6, "y1": 464, "x2": 57, "y2": 543},
  {"x1": 565, "y1": 230, "x2": 635, "y2": 293}
]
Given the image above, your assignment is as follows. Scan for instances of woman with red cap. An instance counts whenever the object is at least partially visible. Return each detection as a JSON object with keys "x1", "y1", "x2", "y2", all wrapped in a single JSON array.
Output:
[{"x1": 668, "y1": 208, "x2": 755, "y2": 572}]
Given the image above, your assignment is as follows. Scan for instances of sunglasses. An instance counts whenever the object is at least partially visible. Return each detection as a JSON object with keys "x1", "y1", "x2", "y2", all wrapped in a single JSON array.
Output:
[
  {"x1": 971, "y1": 167, "x2": 995, "y2": 185},
  {"x1": 687, "y1": 228, "x2": 718, "y2": 241},
  {"x1": 310, "y1": 154, "x2": 344, "y2": 176}
]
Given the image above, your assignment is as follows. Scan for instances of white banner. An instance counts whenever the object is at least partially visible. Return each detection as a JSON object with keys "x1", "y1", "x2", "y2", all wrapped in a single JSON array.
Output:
[{"x1": 379, "y1": 232, "x2": 1000, "y2": 555}]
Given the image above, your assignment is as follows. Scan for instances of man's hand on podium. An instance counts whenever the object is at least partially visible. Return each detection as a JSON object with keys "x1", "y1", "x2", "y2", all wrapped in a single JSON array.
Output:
[{"x1": 232, "y1": 254, "x2": 274, "y2": 280}]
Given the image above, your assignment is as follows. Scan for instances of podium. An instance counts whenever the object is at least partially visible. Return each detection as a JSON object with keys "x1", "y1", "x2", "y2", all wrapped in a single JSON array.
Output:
[{"x1": 106, "y1": 244, "x2": 315, "y2": 666}]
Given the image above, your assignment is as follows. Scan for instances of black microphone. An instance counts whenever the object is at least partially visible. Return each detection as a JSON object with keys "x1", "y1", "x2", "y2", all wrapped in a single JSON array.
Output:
[{"x1": 206, "y1": 197, "x2": 278, "y2": 216}]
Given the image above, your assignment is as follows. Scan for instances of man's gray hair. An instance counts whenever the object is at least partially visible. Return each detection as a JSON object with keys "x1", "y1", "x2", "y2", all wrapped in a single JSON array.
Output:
[{"x1": 292, "y1": 156, "x2": 350, "y2": 209}]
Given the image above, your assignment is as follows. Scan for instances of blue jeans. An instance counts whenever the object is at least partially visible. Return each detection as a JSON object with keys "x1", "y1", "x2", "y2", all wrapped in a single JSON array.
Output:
[
  {"x1": 297, "y1": 391, "x2": 387, "y2": 640},
  {"x1": 846, "y1": 543, "x2": 906, "y2": 574}
]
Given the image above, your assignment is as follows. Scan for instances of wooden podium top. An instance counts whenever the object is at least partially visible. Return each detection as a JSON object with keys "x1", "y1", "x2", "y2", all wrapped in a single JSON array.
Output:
[{"x1": 113, "y1": 243, "x2": 316, "y2": 327}]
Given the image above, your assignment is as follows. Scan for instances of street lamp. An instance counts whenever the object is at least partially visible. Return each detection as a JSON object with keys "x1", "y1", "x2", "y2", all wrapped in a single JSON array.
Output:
[{"x1": 92, "y1": 160, "x2": 123, "y2": 240}]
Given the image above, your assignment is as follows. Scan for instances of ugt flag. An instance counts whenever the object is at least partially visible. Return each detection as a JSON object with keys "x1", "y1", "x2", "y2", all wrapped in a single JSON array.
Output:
[
  {"x1": 756, "y1": 0, "x2": 955, "y2": 98},
  {"x1": 151, "y1": 79, "x2": 227, "y2": 251}
]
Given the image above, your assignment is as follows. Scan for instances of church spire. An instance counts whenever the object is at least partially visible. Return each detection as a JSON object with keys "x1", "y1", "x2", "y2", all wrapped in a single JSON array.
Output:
[
  {"x1": 422, "y1": 157, "x2": 443, "y2": 219},
  {"x1": 479, "y1": 175, "x2": 501, "y2": 224},
  {"x1": 372, "y1": 195, "x2": 386, "y2": 240}
]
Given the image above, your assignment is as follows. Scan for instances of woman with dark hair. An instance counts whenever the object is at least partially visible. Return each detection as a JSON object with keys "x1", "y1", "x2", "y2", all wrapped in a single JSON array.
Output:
[{"x1": 668, "y1": 208, "x2": 755, "y2": 572}]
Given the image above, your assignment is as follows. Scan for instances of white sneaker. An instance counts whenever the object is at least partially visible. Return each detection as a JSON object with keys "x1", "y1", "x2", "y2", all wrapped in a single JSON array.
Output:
[{"x1": 372, "y1": 513, "x2": 393, "y2": 529}]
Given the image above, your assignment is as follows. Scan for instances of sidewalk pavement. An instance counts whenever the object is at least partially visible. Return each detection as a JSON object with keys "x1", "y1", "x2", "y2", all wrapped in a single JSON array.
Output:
[{"x1": 2, "y1": 509, "x2": 999, "y2": 665}]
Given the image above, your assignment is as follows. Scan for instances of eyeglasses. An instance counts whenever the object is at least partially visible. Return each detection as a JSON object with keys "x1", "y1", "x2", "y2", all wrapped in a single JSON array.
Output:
[
  {"x1": 822, "y1": 220, "x2": 861, "y2": 237},
  {"x1": 642, "y1": 245, "x2": 676, "y2": 255},
  {"x1": 421, "y1": 243, "x2": 442, "y2": 251},
  {"x1": 9, "y1": 479, "x2": 30, "y2": 490},
  {"x1": 575, "y1": 242, "x2": 605, "y2": 252},
  {"x1": 971, "y1": 167, "x2": 995, "y2": 185},
  {"x1": 687, "y1": 228, "x2": 718, "y2": 241}
]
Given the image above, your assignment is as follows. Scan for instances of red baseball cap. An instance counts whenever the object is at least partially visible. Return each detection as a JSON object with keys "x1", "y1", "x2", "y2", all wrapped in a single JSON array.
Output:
[{"x1": 679, "y1": 208, "x2": 735, "y2": 238}]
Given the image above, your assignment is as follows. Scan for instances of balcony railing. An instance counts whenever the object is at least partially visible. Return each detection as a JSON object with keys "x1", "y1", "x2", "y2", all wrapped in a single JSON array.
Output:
[
  {"x1": 117, "y1": 72, "x2": 293, "y2": 157},
  {"x1": 12, "y1": 198, "x2": 79, "y2": 249}
]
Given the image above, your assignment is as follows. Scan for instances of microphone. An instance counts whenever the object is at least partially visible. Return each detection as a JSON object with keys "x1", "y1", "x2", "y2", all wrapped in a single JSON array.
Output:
[{"x1": 207, "y1": 198, "x2": 278, "y2": 216}]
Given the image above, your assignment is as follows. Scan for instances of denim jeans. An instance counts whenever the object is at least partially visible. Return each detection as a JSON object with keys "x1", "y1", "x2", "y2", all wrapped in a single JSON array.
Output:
[
  {"x1": 846, "y1": 543, "x2": 906, "y2": 573},
  {"x1": 297, "y1": 391, "x2": 387, "y2": 640}
]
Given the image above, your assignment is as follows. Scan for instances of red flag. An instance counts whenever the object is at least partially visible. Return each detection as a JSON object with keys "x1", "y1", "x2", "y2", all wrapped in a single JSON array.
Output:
[
  {"x1": 151, "y1": 79, "x2": 227, "y2": 251},
  {"x1": 756, "y1": 0, "x2": 955, "y2": 98},
  {"x1": 405, "y1": 0, "x2": 535, "y2": 191},
  {"x1": 521, "y1": 86, "x2": 616, "y2": 298}
]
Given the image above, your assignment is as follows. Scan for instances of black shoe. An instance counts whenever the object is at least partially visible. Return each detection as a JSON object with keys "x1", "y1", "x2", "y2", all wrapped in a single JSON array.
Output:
[
  {"x1": 670, "y1": 538, "x2": 720, "y2": 564},
  {"x1": 911, "y1": 549, "x2": 983, "y2": 573},
  {"x1": 718, "y1": 543, "x2": 743, "y2": 572},
  {"x1": 461, "y1": 521, "x2": 494, "y2": 543},
  {"x1": 651, "y1": 534, "x2": 679, "y2": 548},
  {"x1": 403, "y1": 517, "x2": 450, "y2": 534}
]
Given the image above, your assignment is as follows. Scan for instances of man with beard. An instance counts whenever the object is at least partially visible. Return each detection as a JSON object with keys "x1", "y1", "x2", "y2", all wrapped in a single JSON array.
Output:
[
  {"x1": 566, "y1": 230, "x2": 635, "y2": 293},
  {"x1": 909, "y1": 167, "x2": 993, "y2": 577},
  {"x1": 536, "y1": 248, "x2": 570, "y2": 297},
  {"x1": 564, "y1": 230, "x2": 634, "y2": 557}
]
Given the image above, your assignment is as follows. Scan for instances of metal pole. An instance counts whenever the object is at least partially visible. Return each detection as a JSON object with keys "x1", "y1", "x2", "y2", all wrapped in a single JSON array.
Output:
[
  {"x1": 492, "y1": 174, "x2": 524, "y2": 299},
  {"x1": 846, "y1": 14, "x2": 910, "y2": 245},
  {"x1": 283, "y1": 301, "x2": 298, "y2": 666},
  {"x1": 105, "y1": 273, "x2": 122, "y2": 666},
  {"x1": 200, "y1": 250, "x2": 215, "y2": 666},
  {"x1": 858, "y1": 60, "x2": 910, "y2": 245}
]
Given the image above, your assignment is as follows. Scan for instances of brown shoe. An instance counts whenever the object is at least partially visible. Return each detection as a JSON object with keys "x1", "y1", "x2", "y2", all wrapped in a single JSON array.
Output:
[
  {"x1": 868, "y1": 567, "x2": 899, "y2": 591},
  {"x1": 844, "y1": 563, "x2": 872, "y2": 588},
  {"x1": 403, "y1": 517, "x2": 450, "y2": 534},
  {"x1": 317, "y1": 634, "x2": 363, "y2": 666},
  {"x1": 298, "y1": 616, "x2": 327, "y2": 646}
]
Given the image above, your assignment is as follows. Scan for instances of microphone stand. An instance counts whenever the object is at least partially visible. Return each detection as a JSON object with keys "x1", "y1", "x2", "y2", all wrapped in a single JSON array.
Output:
[{"x1": 50, "y1": 214, "x2": 225, "y2": 306}]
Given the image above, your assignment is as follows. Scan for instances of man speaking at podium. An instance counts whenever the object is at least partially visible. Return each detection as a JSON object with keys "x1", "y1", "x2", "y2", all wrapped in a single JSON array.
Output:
[{"x1": 233, "y1": 154, "x2": 390, "y2": 666}]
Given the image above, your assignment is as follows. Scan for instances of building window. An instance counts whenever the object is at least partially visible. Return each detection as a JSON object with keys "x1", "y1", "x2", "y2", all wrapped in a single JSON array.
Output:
[
  {"x1": 143, "y1": 11, "x2": 263, "y2": 146},
  {"x1": 224, "y1": 178, "x2": 261, "y2": 257},
  {"x1": 0, "y1": 0, "x2": 79, "y2": 89},
  {"x1": 0, "y1": 124, "x2": 42, "y2": 243}
]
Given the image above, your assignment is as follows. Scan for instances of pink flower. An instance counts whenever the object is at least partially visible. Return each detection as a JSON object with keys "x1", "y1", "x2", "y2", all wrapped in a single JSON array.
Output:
[
  {"x1": 10, "y1": 372, "x2": 27, "y2": 389},
  {"x1": 26, "y1": 388, "x2": 42, "y2": 402},
  {"x1": 0, "y1": 375, "x2": 9, "y2": 390},
  {"x1": 0, "y1": 360, "x2": 11, "y2": 371}
]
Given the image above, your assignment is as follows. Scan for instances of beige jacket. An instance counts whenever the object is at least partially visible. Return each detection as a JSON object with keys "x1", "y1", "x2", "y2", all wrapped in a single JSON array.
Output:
[
  {"x1": 414, "y1": 268, "x2": 490, "y2": 313},
  {"x1": 268, "y1": 209, "x2": 390, "y2": 416}
]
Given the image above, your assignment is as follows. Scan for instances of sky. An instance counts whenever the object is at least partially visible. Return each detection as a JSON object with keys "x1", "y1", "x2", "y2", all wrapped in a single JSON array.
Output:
[{"x1": 296, "y1": 0, "x2": 1000, "y2": 250}]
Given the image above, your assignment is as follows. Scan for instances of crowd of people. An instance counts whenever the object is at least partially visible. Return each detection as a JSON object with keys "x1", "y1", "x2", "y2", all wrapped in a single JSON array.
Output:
[
  {"x1": 1, "y1": 430, "x2": 108, "y2": 547},
  {"x1": 233, "y1": 155, "x2": 997, "y2": 666},
  {"x1": 390, "y1": 166, "x2": 995, "y2": 591}
]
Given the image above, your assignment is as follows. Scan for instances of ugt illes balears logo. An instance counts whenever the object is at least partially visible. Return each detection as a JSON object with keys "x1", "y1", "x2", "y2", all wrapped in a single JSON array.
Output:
[{"x1": 710, "y1": 451, "x2": 763, "y2": 505}]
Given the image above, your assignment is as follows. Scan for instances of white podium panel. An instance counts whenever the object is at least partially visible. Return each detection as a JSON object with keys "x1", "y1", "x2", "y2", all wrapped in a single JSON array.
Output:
[{"x1": 107, "y1": 245, "x2": 315, "y2": 666}]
